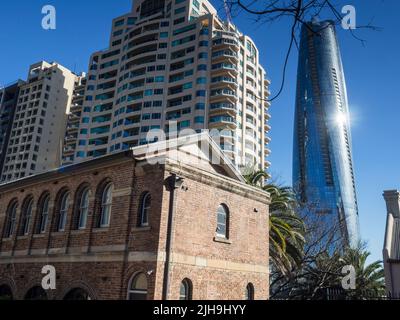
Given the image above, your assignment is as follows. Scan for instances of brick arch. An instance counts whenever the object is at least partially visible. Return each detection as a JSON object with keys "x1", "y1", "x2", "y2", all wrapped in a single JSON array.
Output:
[
  {"x1": 125, "y1": 268, "x2": 151, "y2": 300},
  {"x1": 58, "y1": 280, "x2": 98, "y2": 300},
  {"x1": 1, "y1": 198, "x2": 18, "y2": 238},
  {"x1": 71, "y1": 182, "x2": 92, "y2": 230},
  {"x1": 137, "y1": 191, "x2": 151, "y2": 227},
  {"x1": 18, "y1": 194, "x2": 35, "y2": 236},
  {"x1": 0, "y1": 276, "x2": 17, "y2": 300},
  {"x1": 19, "y1": 276, "x2": 52, "y2": 300},
  {"x1": 93, "y1": 177, "x2": 113, "y2": 228},
  {"x1": 33, "y1": 191, "x2": 51, "y2": 234},
  {"x1": 51, "y1": 186, "x2": 71, "y2": 232}
]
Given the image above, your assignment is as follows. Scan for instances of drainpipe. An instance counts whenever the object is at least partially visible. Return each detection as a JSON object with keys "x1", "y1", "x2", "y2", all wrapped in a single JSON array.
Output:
[{"x1": 162, "y1": 173, "x2": 184, "y2": 300}]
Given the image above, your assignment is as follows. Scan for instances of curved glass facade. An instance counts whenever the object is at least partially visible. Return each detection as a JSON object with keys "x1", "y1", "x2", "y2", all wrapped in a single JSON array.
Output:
[{"x1": 293, "y1": 20, "x2": 360, "y2": 247}]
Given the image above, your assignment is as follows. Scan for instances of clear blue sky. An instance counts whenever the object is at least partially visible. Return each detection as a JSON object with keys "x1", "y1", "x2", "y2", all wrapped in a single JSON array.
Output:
[{"x1": 0, "y1": 0, "x2": 398, "y2": 262}]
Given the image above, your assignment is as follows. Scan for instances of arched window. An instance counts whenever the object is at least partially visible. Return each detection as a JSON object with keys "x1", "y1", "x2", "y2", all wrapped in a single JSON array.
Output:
[
  {"x1": 37, "y1": 194, "x2": 50, "y2": 234},
  {"x1": 179, "y1": 279, "x2": 193, "y2": 300},
  {"x1": 24, "y1": 286, "x2": 47, "y2": 300},
  {"x1": 128, "y1": 273, "x2": 148, "y2": 300},
  {"x1": 216, "y1": 204, "x2": 229, "y2": 239},
  {"x1": 3, "y1": 201, "x2": 17, "y2": 238},
  {"x1": 64, "y1": 288, "x2": 92, "y2": 300},
  {"x1": 20, "y1": 198, "x2": 33, "y2": 236},
  {"x1": 78, "y1": 188, "x2": 90, "y2": 229},
  {"x1": 139, "y1": 192, "x2": 151, "y2": 227},
  {"x1": 58, "y1": 192, "x2": 70, "y2": 232},
  {"x1": 0, "y1": 284, "x2": 13, "y2": 300},
  {"x1": 100, "y1": 183, "x2": 113, "y2": 227},
  {"x1": 246, "y1": 283, "x2": 255, "y2": 300}
]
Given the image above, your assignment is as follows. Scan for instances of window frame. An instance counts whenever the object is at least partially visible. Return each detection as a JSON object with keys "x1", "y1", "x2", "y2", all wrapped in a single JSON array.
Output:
[
  {"x1": 128, "y1": 273, "x2": 148, "y2": 300},
  {"x1": 100, "y1": 183, "x2": 113, "y2": 228},
  {"x1": 78, "y1": 188, "x2": 90, "y2": 230},
  {"x1": 179, "y1": 278, "x2": 193, "y2": 300},
  {"x1": 38, "y1": 195, "x2": 50, "y2": 234},
  {"x1": 3, "y1": 201, "x2": 17, "y2": 238},
  {"x1": 58, "y1": 192, "x2": 70, "y2": 232},
  {"x1": 21, "y1": 198, "x2": 33, "y2": 236},
  {"x1": 139, "y1": 192, "x2": 151, "y2": 227},
  {"x1": 216, "y1": 204, "x2": 229, "y2": 239}
]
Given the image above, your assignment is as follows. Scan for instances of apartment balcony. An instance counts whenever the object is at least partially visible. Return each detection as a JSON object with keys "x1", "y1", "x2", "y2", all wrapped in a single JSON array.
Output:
[
  {"x1": 209, "y1": 115, "x2": 237, "y2": 130},
  {"x1": 264, "y1": 136, "x2": 271, "y2": 144},
  {"x1": 63, "y1": 146, "x2": 75, "y2": 155},
  {"x1": 264, "y1": 121, "x2": 271, "y2": 132},
  {"x1": 209, "y1": 102, "x2": 237, "y2": 117},
  {"x1": 212, "y1": 35, "x2": 239, "y2": 52},
  {"x1": 124, "y1": 116, "x2": 141, "y2": 127},
  {"x1": 68, "y1": 113, "x2": 81, "y2": 123},
  {"x1": 65, "y1": 132, "x2": 77, "y2": 140},
  {"x1": 211, "y1": 63, "x2": 238, "y2": 77},
  {"x1": 65, "y1": 137, "x2": 77, "y2": 145},
  {"x1": 212, "y1": 50, "x2": 239, "y2": 64},
  {"x1": 210, "y1": 88, "x2": 237, "y2": 104},
  {"x1": 67, "y1": 125, "x2": 79, "y2": 133},
  {"x1": 211, "y1": 77, "x2": 238, "y2": 91},
  {"x1": 220, "y1": 130, "x2": 236, "y2": 142},
  {"x1": 220, "y1": 144, "x2": 235, "y2": 155},
  {"x1": 264, "y1": 78, "x2": 272, "y2": 86},
  {"x1": 264, "y1": 87, "x2": 271, "y2": 96}
]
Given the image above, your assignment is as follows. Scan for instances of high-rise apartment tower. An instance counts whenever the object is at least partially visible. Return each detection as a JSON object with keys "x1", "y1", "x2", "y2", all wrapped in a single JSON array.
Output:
[
  {"x1": 1, "y1": 62, "x2": 78, "y2": 182},
  {"x1": 74, "y1": 0, "x2": 271, "y2": 170}
]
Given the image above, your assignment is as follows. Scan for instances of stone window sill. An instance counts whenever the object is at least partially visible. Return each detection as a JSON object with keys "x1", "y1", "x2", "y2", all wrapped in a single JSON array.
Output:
[
  {"x1": 33, "y1": 234, "x2": 46, "y2": 239},
  {"x1": 132, "y1": 226, "x2": 151, "y2": 232},
  {"x1": 71, "y1": 229, "x2": 86, "y2": 235},
  {"x1": 16, "y1": 236, "x2": 29, "y2": 240},
  {"x1": 93, "y1": 227, "x2": 109, "y2": 233},
  {"x1": 213, "y1": 237, "x2": 232, "y2": 245},
  {"x1": 51, "y1": 232, "x2": 66, "y2": 236}
]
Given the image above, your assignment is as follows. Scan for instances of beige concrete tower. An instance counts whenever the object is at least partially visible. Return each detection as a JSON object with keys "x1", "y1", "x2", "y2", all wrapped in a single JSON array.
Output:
[
  {"x1": 1, "y1": 61, "x2": 78, "y2": 182},
  {"x1": 75, "y1": 0, "x2": 271, "y2": 170}
]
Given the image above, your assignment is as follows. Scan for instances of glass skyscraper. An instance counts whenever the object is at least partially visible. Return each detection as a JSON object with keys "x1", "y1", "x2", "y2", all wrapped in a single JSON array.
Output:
[{"x1": 293, "y1": 20, "x2": 360, "y2": 247}]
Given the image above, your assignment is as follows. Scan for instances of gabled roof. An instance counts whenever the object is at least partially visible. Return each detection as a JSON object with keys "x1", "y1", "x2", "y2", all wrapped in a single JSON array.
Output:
[
  {"x1": 131, "y1": 132, "x2": 244, "y2": 182},
  {"x1": 0, "y1": 133, "x2": 244, "y2": 191}
]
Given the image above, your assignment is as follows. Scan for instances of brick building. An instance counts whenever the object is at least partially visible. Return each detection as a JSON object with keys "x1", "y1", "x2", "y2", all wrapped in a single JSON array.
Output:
[{"x1": 0, "y1": 134, "x2": 269, "y2": 300}]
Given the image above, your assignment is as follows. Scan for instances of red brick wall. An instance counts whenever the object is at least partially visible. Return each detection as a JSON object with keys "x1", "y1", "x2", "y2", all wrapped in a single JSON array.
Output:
[{"x1": 0, "y1": 157, "x2": 269, "y2": 300}]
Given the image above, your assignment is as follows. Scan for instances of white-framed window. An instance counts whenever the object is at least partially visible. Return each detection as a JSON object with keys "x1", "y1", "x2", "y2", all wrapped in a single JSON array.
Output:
[
  {"x1": 216, "y1": 204, "x2": 229, "y2": 239},
  {"x1": 100, "y1": 183, "x2": 113, "y2": 227},
  {"x1": 78, "y1": 188, "x2": 90, "y2": 229},
  {"x1": 179, "y1": 279, "x2": 193, "y2": 300},
  {"x1": 139, "y1": 192, "x2": 151, "y2": 227},
  {"x1": 128, "y1": 273, "x2": 148, "y2": 300},
  {"x1": 3, "y1": 201, "x2": 17, "y2": 238},
  {"x1": 21, "y1": 199, "x2": 33, "y2": 236},
  {"x1": 58, "y1": 192, "x2": 70, "y2": 232},
  {"x1": 39, "y1": 195, "x2": 50, "y2": 234}
]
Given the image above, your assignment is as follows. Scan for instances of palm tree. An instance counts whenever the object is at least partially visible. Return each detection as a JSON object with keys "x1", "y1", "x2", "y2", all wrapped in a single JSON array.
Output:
[
  {"x1": 296, "y1": 245, "x2": 386, "y2": 300},
  {"x1": 340, "y1": 245, "x2": 386, "y2": 299},
  {"x1": 244, "y1": 170, "x2": 306, "y2": 276}
]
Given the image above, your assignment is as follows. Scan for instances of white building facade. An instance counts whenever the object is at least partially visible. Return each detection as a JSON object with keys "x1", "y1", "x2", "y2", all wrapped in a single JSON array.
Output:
[
  {"x1": 1, "y1": 61, "x2": 78, "y2": 182},
  {"x1": 383, "y1": 190, "x2": 400, "y2": 298},
  {"x1": 74, "y1": 0, "x2": 271, "y2": 170}
]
